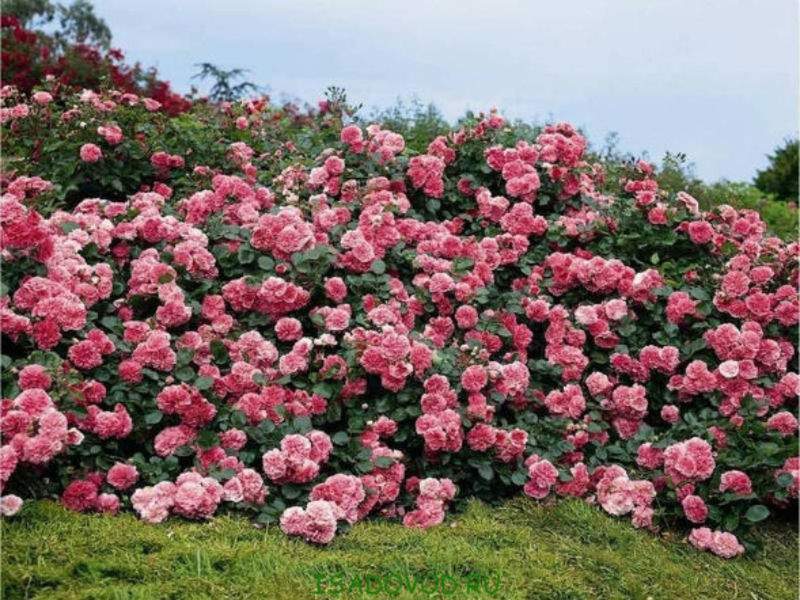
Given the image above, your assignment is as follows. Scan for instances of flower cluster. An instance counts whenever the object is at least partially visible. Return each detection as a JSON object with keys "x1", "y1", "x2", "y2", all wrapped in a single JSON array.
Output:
[
  {"x1": 688, "y1": 527, "x2": 745, "y2": 559},
  {"x1": 280, "y1": 499, "x2": 339, "y2": 545},
  {"x1": 402, "y1": 477, "x2": 456, "y2": 529},
  {"x1": 595, "y1": 465, "x2": 656, "y2": 529},
  {"x1": 262, "y1": 432, "x2": 332, "y2": 484}
]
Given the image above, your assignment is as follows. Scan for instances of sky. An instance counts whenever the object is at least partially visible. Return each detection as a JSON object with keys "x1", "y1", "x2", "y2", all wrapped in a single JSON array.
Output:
[{"x1": 94, "y1": 0, "x2": 798, "y2": 182}]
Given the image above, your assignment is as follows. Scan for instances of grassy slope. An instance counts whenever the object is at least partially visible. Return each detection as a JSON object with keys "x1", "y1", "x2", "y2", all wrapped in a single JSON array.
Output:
[{"x1": 1, "y1": 498, "x2": 797, "y2": 600}]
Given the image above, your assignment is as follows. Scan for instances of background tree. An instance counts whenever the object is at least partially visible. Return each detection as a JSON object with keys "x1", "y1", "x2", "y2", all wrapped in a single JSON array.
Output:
[
  {"x1": 192, "y1": 62, "x2": 258, "y2": 102},
  {"x1": 754, "y1": 138, "x2": 798, "y2": 204},
  {"x1": 1, "y1": 0, "x2": 111, "y2": 48}
]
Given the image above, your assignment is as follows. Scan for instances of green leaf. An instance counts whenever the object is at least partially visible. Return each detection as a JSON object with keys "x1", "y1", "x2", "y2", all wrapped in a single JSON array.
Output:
[
  {"x1": 195, "y1": 429, "x2": 218, "y2": 449},
  {"x1": 210, "y1": 339, "x2": 229, "y2": 363},
  {"x1": 293, "y1": 416, "x2": 312, "y2": 432},
  {"x1": 144, "y1": 411, "x2": 163, "y2": 425},
  {"x1": 744, "y1": 504, "x2": 769, "y2": 523},
  {"x1": 100, "y1": 316, "x2": 120, "y2": 330},
  {"x1": 312, "y1": 382, "x2": 333, "y2": 398},
  {"x1": 371, "y1": 259, "x2": 386, "y2": 274},
  {"x1": 195, "y1": 376, "x2": 214, "y2": 391},
  {"x1": 255, "y1": 512, "x2": 275, "y2": 524},
  {"x1": 688, "y1": 287, "x2": 710, "y2": 301},
  {"x1": 282, "y1": 484, "x2": 302, "y2": 499},
  {"x1": 723, "y1": 512, "x2": 739, "y2": 533},
  {"x1": 374, "y1": 456, "x2": 394, "y2": 469},
  {"x1": 176, "y1": 348, "x2": 195, "y2": 366},
  {"x1": 237, "y1": 246, "x2": 255, "y2": 264},
  {"x1": 175, "y1": 367, "x2": 195, "y2": 382},
  {"x1": 332, "y1": 431, "x2": 349, "y2": 446},
  {"x1": 511, "y1": 471, "x2": 527, "y2": 486},
  {"x1": 230, "y1": 410, "x2": 247, "y2": 428},
  {"x1": 477, "y1": 464, "x2": 494, "y2": 481},
  {"x1": 257, "y1": 256, "x2": 274, "y2": 270}
]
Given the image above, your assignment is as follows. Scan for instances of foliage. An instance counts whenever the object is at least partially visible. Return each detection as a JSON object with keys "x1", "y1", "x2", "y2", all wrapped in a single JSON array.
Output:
[{"x1": 755, "y1": 138, "x2": 799, "y2": 205}]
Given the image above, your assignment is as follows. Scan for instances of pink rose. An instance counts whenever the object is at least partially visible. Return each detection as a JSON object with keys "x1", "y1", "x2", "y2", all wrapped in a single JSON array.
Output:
[{"x1": 79, "y1": 143, "x2": 103, "y2": 163}]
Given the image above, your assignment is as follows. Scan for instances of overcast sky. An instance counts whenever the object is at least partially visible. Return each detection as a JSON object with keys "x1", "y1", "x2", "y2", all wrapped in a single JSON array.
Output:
[{"x1": 95, "y1": 0, "x2": 798, "y2": 182}]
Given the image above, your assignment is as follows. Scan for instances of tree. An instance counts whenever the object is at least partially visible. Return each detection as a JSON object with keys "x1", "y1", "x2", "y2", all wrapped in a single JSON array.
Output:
[
  {"x1": 192, "y1": 63, "x2": 258, "y2": 102},
  {"x1": 754, "y1": 138, "x2": 798, "y2": 203},
  {"x1": 1, "y1": 0, "x2": 111, "y2": 48}
]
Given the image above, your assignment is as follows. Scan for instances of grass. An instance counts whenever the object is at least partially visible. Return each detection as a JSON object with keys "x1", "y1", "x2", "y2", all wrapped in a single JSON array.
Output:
[{"x1": 1, "y1": 498, "x2": 797, "y2": 600}]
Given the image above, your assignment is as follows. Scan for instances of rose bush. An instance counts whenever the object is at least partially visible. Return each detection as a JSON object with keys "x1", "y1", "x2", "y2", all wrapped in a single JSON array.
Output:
[{"x1": 0, "y1": 83, "x2": 797, "y2": 558}]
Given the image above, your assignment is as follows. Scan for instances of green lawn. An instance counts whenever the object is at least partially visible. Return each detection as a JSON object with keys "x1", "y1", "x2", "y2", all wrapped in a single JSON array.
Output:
[{"x1": 1, "y1": 498, "x2": 797, "y2": 600}]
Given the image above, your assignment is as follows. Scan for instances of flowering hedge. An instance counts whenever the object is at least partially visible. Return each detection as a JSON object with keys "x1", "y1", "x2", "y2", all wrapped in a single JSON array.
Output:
[{"x1": 1, "y1": 84, "x2": 797, "y2": 558}]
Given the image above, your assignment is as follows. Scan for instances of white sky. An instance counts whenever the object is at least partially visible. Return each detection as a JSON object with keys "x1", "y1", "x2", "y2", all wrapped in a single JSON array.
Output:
[{"x1": 94, "y1": 0, "x2": 798, "y2": 182}]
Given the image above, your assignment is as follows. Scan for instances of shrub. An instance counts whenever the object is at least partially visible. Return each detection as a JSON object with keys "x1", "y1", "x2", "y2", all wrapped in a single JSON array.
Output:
[{"x1": 0, "y1": 85, "x2": 797, "y2": 559}]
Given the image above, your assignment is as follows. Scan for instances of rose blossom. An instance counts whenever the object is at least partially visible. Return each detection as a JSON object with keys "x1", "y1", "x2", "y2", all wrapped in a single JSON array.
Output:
[{"x1": 79, "y1": 143, "x2": 103, "y2": 163}]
